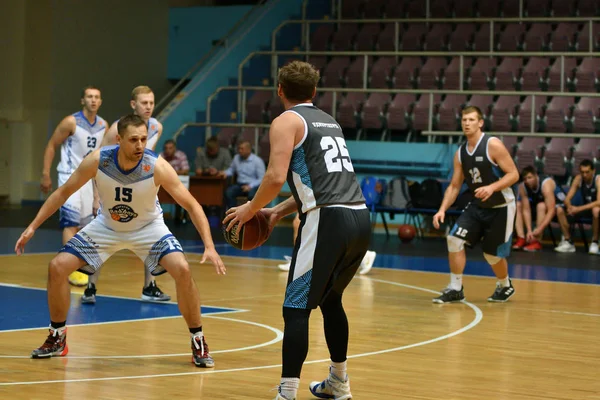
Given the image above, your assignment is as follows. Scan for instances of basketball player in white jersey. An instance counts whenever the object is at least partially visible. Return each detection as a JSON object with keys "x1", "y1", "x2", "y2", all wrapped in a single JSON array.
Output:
[
  {"x1": 88, "y1": 85, "x2": 168, "y2": 303},
  {"x1": 16, "y1": 114, "x2": 225, "y2": 367},
  {"x1": 40, "y1": 86, "x2": 107, "y2": 288}
]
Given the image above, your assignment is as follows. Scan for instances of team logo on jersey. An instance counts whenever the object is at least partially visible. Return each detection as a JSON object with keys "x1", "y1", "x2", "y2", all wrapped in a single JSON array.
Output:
[
  {"x1": 102, "y1": 158, "x2": 110, "y2": 168},
  {"x1": 143, "y1": 164, "x2": 151, "y2": 172},
  {"x1": 475, "y1": 156, "x2": 484, "y2": 162},
  {"x1": 150, "y1": 124, "x2": 156, "y2": 131},
  {"x1": 108, "y1": 204, "x2": 138, "y2": 222}
]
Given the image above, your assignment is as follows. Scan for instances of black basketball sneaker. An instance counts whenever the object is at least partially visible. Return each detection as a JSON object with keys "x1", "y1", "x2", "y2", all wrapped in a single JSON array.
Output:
[
  {"x1": 488, "y1": 279, "x2": 515, "y2": 302},
  {"x1": 432, "y1": 287, "x2": 465, "y2": 303}
]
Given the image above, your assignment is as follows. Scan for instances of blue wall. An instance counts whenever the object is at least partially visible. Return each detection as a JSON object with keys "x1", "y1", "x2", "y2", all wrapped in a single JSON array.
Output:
[
  {"x1": 159, "y1": 0, "x2": 304, "y2": 149},
  {"x1": 168, "y1": 5, "x2": 254, "y2": 80}
]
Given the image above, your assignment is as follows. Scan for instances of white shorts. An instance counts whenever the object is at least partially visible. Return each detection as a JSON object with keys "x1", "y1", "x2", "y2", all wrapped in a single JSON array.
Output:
[
  {"x1": 59, "y1": 218, "x2": 183, "y2": 276},
  {"x1": 58, "y1": 172, "x2": 94, "y2": 229}
]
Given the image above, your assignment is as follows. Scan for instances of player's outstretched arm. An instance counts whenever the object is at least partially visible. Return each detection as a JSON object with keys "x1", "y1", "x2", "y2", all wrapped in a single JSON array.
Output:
[
  {"x1": 155, "y1": 157, "x2": 226, "y2": 275},
  {"x1": 433, "y1": 151, "x2": 464, "y2": 229},
  {"x1": 100, "y1": 121, "x2": 119, "y2": 147},
  {"x1": 16, "y1": 150, "x2": 100, "y2": 255},
  {"x1": 41, "y1": 115, "x2": 76, "y2": 194}
]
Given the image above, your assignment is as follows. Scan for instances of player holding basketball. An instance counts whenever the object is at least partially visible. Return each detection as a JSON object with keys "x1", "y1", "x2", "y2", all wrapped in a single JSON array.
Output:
[
  {"x1": 17, "y1": 114, "x2": 225, "y2": 367},
  {"x1": 224, "y1": 61, "x2": 369, "y2": 400},
  {"x1": 432, "y1": 106, "x2": 519, "y2": 303},
  {"x1": 88, "y1": 85, "x2": 168, "y2": 304},
  {"x1": 40, "y1": 86, "x2": 107, "y2": 288}
]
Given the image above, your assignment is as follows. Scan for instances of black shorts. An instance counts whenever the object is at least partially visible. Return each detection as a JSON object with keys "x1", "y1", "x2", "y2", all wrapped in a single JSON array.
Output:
[
  {"x1": 450, "y1": 201, "x2": 516, "y2": 257},
  {"x1": 284, "y1": 206, "x2": 371, "y2": 310}
]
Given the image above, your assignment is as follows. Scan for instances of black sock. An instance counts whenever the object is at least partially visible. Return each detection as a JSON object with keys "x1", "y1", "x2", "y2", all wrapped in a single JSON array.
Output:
[
  {"x1": 51, "y1": 320, "x2": 66, "y2": 330},
  {"x1": 189, "y1": 326, "x2": 203, "y2": 335},
  {"x1": 282, "y1": 307, "x2": 311, "y2": 378},
  {"x1": 320, "y1": 291, "x2": 349, "y2": 363}
]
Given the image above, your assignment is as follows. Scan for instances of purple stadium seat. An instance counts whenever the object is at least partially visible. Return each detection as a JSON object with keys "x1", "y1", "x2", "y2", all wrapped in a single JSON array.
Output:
[
  {"x1": 517, "y1": 96, "x2": 545, "y2": 132},
  {"x1": 331, "y1": 23, "x2": 358, "y2": 51},
  {"x1": 437, "y1": 95, "x2": 468, "y2": 131},
  {"x1": 400, "y1": 24, "x2": 428, "y2": 51},
  {"x1": 393, "y1": 57, "x2": 422, "y2": 89},
  {"x1": 386, "y1": 94, "x2": 416, "y2": 131},
  {"x1": 497, "y1": 23, "x2": 526, "y2": 51},
  {"x1": 361, "y1": 93, "x2": 392, "y2": 130},
  {"x1": 523, "y1": 24, "x2": 552, "y2": 51},
  {"x1": 369, "y1": 56, "x2": 395, "y2": 88},
  {"x1": 454, "y1": 0, "x2": 475, "y2": 17},
  {"x1": 577, "y1": 22, "x2": 600, "y2": 52},
  {"x1": 405, "y1": 0, "x2": 426, "y2": 18},
  {"x1": 442, "y1": 57, "x2": 473, "y2": 90},
  {"x1": 491, "y1": 96, "x2": 521, "y2": 132},
  {"x1": 377, "y1": 23, "x2": 398, "y2": 51},
  {"x1": 477, "y1": 0, "x2": 500, "y2": 17},
  {"x1": 346, "y1": 56, "x2": 374, "y2": 88},
  {"x1": 416, "y1": 57, "x2": 447, "y2": 89},
  {"x1": 310, "y1": 24, "x2": 334, "y2": 51},
  {"x1": 571, "y1": 58, "x2": 600, "y2": 93},
  {"x1": 316, "y1": 92, "x2": 335, "y2": 115},
  {"x1": 245, "y1": 91, "x2": 271, "y2": 123},
  {"x1": 466, "y1": 95, "x2": 495, "y2": 116},
  {"x1": 307, "y1": 56, "x2": 328, "y2": 74},
  {"x1": 467, "y1": 57, "x2": 497, "y2": 90},
  {"x1": 411, "y1": 94, "x2": 442, "y2": 131},
  {"x1": 492, "y1": 57, "x2": 523, "y2": 90},
  {"x1": 430, "y1": 0, "x2": 453, "y2": 18},
  {"x1": 268, "y1": 96, "x2": 285, "y2": 122},
  {"x1": 364, "y1": 0, "x2": 387, "y2": 18},
  {"x1": 572, "y1": 97, "x2": 600, "y2": 133},
  {"x1": 384, "y1": 1, "x2": 405, "y2": 18},
  {"x1": 322, "y1": 57, "x2": 351, "y2": 87},
  {"x1": 472, "y1": 23, "x2": 500, "y2": 51},
  {"x1": 525, "y1": 0, "x2": 550, "y2": 17},
  {"x1": 501, "y1": 0, "x2": 520, "y2": 17},
  {"x1": 573, "y1": 138, "x2": 600, "y2": 169},
  {"x1": 577, "y1": 0, "x2": 598, "y2": 17},
  {"x1": 520, "y1": 57, "x2": 550, "y2": 91},
  {"x1": 448, "y1": 24, "x2": 476, "y2": 51},
  {"x1": 518, "y1": 135, "x2": 546, "y2": 158},
  {"x1": 340, "y1": 0, "x2": 363, "y2": 18},
  {"x1": 552, "y1": 0, "x2": 575, "y2": 17},
  {"x1": 551, "y1": 23, "x2": 580, "y2": 51},
  {"x1": 542, "y1": 96, "x2": 574, "y2": 133},
  {"x1": 337, "y1": 92, "x2": 367, "y2": 130},
  {"x1": 546, "y1": 57, "x2": 577, "y2": 91},
  {"x1": 216, "y1": 128, "x2": 239, "y2": 149},
  {"x1": 424, "y1": 24, "x2": 453, "y2": 51},
  {"x1": 356, "y1": 23, "x2": 382, "y2": 51},
  {"x1": 501, "y1": 136, "x2": 519, "y2": 156}
]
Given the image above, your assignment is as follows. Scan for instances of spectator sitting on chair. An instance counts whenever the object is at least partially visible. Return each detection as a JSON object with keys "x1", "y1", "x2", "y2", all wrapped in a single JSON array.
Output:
[
  {"x1": 554, "y1": 159, "x2": 600, "y2": 254},
  {"x1": 512, "y1": 166, "x2": 557, "y2": 252},
  {"x1": 195, "y1": 136, "x2": 232, "y2": 176},
  {"x1": 161, "y1": 139, "x2": 189, "y2": 175},
  {"x1": 219, "y1": 141, "x2": 265, "y2": 209}
]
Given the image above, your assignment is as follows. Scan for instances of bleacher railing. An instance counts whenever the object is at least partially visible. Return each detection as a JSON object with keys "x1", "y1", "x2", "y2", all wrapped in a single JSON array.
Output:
[
  {"x1": 271, "y1": 16, "x2": 600, "y2": 55},
  {"x1": 205, "y1": 85, "x2": 600, "y2": 139}
]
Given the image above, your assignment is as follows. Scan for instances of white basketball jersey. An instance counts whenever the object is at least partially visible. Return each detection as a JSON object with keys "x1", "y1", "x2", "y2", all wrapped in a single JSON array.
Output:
[
  {"x1": 57, "y1": 111, "x2": 107, "y2": 174},
  {"x1": 95, "y1": 146, "x2": 163, "y2": 232},
  {"x1": 146, "y1": 117, "x2": 160, "y2": 151}
]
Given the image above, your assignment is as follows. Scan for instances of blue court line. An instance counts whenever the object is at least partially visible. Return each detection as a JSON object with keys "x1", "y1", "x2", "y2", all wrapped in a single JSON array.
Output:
[{"x1": 0, "y1": 285, "x2": 240, "y2": 332}]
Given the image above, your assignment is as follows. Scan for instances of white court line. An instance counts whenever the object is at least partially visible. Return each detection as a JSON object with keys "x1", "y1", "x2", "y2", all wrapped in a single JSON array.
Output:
[
  {"x1": 0, "y1": 279, "x2": 483, "y2": 386},
  {"x1": 510, "y1": 307, "x2": 600, "y2": 318},
  {"x1": 0, "y1": 315, "x2": 283, "y2": 359}
]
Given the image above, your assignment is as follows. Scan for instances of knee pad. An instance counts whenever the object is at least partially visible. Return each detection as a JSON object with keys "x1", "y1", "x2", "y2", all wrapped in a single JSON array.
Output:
[
  {"x1": 483, "y1": 253, "x2": 502, "y2": 265},
  {"x1": 447, "y1": 235, "x2": 465, "y2": 253}
]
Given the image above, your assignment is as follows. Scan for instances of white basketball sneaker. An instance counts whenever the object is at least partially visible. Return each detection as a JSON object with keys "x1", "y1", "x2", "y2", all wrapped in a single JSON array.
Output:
[
  {"x1": 358, "y1": 250, "x2": 376, "y2": 275},
  {"x1": 278, "y1": 255, "x2": 292, "y2": 272},
  {"x1": 309, "y1": 369, "x2": 352, "y2": 400}
]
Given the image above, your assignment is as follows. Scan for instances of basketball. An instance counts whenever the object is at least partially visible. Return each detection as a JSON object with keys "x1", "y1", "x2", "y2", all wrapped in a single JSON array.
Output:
[
  {"x1": 223, "y1": 211, "x2": 271, "y2": 250},
  {"x1": 398, "y1": 224, "x2": 416, "y2": 243}
]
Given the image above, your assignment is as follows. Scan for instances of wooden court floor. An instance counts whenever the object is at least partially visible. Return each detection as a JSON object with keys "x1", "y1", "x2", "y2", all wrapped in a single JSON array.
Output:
[{"x1": 0, "y1": 251, "x2": 599, "y2": 400}]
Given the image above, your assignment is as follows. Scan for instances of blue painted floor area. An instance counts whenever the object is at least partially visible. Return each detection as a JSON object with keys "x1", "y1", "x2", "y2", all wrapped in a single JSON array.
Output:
[{"x1": 0, "y1": 285, "x2": 238, "y2": 332}]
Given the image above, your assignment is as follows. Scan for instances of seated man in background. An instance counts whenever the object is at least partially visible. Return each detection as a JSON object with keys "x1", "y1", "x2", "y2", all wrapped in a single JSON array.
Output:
[
  {"x1": 554, "y1": 159, "x2": 600, "y2": 254},
  {"x1": 161, "y1": 139, "x2": 189, "y2": 175},
  {"x1": 195, "y1": 136, "x2": 232, "y2": 176},
  {"x1": 161, "y1": 139, "x2": 190, "y2": 222},
  {"x1": 219, "y1": 141, "x2": 265, "y2": 209},
  {"x1": 512, "y1": 166, "x2": 557, "y2": 252}
]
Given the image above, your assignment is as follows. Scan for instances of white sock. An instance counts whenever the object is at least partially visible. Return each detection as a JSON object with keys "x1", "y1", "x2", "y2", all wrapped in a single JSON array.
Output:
[
  {"x1": 279, "y1": 377, "x2": 299, "y2": 399},
  {"x1": 499, "y1": 276, "x2": 510, "y2": 288},
  {"x1": 330, "y1": 361, "x2": 347, "y2": 381},
  {"x1": 51, "y1": 325, "x2": 67, "y2": 335},
  {"x1": 449, "y1": 273, "x2": 463, "y2": 291},
  {"x1": 144, "y1": 268, "x2": 154, "y2": 287}
]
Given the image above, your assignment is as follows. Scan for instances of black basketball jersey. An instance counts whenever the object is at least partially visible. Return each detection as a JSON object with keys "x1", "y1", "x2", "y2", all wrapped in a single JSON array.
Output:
[
  {"x1": 284, "y1": 103, "x2": 365, "y2": 213},
  {"x1": 459, "y1": 133, "x2": 515, "y2": 208},
  {"x1": 580, "y1": 176, "x2": 597, "y2": 204},
  {"x1": 525, "y1": 175, "x2": 552, "y2": 206}
]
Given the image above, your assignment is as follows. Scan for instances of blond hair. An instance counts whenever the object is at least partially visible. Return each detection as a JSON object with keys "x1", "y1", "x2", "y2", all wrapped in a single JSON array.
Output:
[
  {"x1": 131, "y1": 85, "x2": 153, "y2": 101},
  {"x1": 461, "y1": 105, "x2": 484, "y2": 120}
]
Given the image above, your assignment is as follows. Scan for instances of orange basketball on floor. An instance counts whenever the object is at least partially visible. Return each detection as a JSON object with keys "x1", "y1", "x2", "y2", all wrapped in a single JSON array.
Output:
[
  {"x1": 223, "y1": 211, "x2": 271, "y2": 250},
  {"x1": 398, "y1": 224, "x2": 416, "y2": 243}
]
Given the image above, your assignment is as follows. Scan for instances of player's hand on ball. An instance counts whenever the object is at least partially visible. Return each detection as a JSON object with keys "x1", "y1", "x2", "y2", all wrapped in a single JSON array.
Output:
[
  {"x1": 15, "y1": 227, "x2": 35, "y2": 255},
  {"x1": 201, "y1": 247, "x2": 226, "y2": 275},
  {"x1": 432, "y1": 211, "x2": 445, "y2": 229},
  {"x1": 259, "y1": 208, "x2": 279, "y2": 232},
  {"x1": 474, "y1": 185, "x2": 494, "y2": 202},
  {"x1": 223, "y1": 201, "x2": 255, "y2": 232}
]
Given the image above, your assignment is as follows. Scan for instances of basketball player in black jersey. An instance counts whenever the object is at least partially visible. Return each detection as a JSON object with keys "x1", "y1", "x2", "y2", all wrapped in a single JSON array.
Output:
[
  {"x1": 554, "y1": 159, "x2": 600, "y2": 254},
  {"x1": 223, "y1": 61, "x2": 369, "y2": 400},
  {"x1": 432, "y1": 106, "x2": 519, "y2": 303},
  {"x1": 513, "y1": 166, "x2": 557, "y2": 252}
]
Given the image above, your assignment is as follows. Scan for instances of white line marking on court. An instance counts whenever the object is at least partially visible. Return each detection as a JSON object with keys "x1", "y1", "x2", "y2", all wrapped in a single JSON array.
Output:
[
  {"x1": 0, "y1": 315, "x2": 283, "y2": 359},
  {"x1": 0, "y1": 279, "x2": 483, "y2": 386},
  {"x1": 510, "y1": 307, "x2": 600, "y2": 317}
]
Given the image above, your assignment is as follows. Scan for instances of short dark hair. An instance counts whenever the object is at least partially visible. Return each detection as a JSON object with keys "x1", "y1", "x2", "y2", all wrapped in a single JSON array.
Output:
[
  {"x1": 164, "y1": 139, "x2": 176, "y2": 147},
  {"x1": 117, "y1": 114, "x2": 146, "y2": 137},
  {"x1": 521, "y1": 165, "x2": 537, "y2": 177},
  {"x1": 461, "y1": 105, "x2": 484, "y2": 120},
  {"x1": 81, "y1": 85, "x2": 101, "y2": 98},
  {"x1": 278, "y1": 61, "x2": 320, "y2": 102},
  {"x1": 580, "y1": 159, "x2": 594, "y2": 169},
  {"x1": 206, "y1": 136, "x2": 219, "y2": 151}
]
